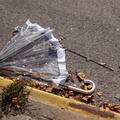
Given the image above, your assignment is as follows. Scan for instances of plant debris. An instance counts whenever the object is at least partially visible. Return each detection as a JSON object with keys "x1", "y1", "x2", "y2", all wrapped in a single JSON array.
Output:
[
  {"x1": 97, "y1": 92, "x2": 103, "y2": 96},
  {"x1": 68, "y1": 73, "x2": 75, "y2": 83},
  {"x1": 2, "y1": 76, "x2": 120, "y2": 114},
  {"x1": 100, "y1": 63, "x2": 107, "y2": 66},
  {"x1": 78, "y1": 83, "x2": 85, "y2": 89},
  {"x1": 76, "y1": 72, "x2": 85, "y2": 80},
  {"x1": 87, "y1": 85, "x2": 93, "y2": 90},
  {"x1": 26, "y1": 116, "x2": 31, "y2": 120},
  {"x1": 100, "y1": 102, "x2": 120, "y2": 113},
  {"x1": 1, "y1": 80, "x2": 30, "y2": 115},
  {"x1": 58, "y1": 37, "x2": 64, "y2": 42},
  {"x1": 78, "y1": 83, "x2": 93, "y2": 91}
]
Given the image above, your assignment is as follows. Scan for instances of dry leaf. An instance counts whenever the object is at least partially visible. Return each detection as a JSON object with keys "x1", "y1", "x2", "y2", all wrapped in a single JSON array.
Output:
[
  {"x1": 102, "y1": 102, "x2": 109, "y2": 109},
  {"x1": 62, "y1": 95, "x2": 65, "y2": 98},
  {"x1": 77, "y1": 72, "x2": 85, "y2": 80},
  {"x1": 91, "y1": 98, "x2": 95, "y2": 102},
  {"x1": 37, "y1": 87, "x2": 40, "y2": 90},
  {"x1": 59, "y1": 90, "x2": 66, "y2": 96},
  {"x1": 102, "y1": 102, "x2": 120, "y2": 113},
  {"x1": 97, "y1": 92, "x2": 103, "y2": 96},
  {"x1": 46, "y1": 87, "x2": 53, "y2": 93},
  {"x1": 100, "y1": 63, "x2": 107, "y2": 66},
  {"x1": 69, "y1": 96, "x2": 75, "y2": 100},
  {"x1": 12, "y1": 97, "x2": 18, "y2": 103},
  {"x1": 42, "y1": 87, "x2": 47, "y2": 91},
  {"x1": 26, "y1": 116, "x2": 31, "y2": 120},
  {"x1": 87, "y1": 95, "x2": 92, "y2": 99},
  {"x1": 87, "y1": 85, "x2": 93, "y2": 90},
  {"x1": 39, "y1": 84, "x2": 45, "y2": 88},
  {"x1": 68, "y1": 74, "x2": 74, "y2": 82},
  {"x1": 114, "y1": 106, "x2": 120, "y2": 113},
  {"x1": 64, "y1": 93, "x2": 69, "y2": 98},
  {"x1": 75, "y1": 94, "x2": 82, "y2": 100},
  {"x1": 81, "y1": 97, "x2": 88, "y2": 102},
  {"x1": 78, "y1": 83, "x2": 85, "y2": 89},
  {"x1": 59, "y1": 37, "x2": 64, "y2": 42},
  {"x1": 68, "y1": 91, "x2": 74, "y2": 96},
  {"x1": 84, "y1": 85, "x2": 88, "y2": 90}
]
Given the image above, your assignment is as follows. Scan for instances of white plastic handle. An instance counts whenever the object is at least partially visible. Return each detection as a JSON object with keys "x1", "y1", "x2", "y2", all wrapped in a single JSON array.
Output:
[{"x1": 68, "y1": 79, "x2": 95, "y2": 94}]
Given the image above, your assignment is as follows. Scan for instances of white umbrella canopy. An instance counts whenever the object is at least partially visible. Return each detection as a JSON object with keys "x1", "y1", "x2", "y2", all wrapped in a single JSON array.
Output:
[{"x1": 0, "y1": 20, "x2": 68, "y2": 88}]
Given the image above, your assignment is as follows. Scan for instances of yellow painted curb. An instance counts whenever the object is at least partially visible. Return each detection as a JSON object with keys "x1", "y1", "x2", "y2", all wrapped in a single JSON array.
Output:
[
  {"x1": 0, "y1": 76, "x2": 13, "y2": 86},
  {"x1": 0, "y1": 76, "x2": 120, "y2": 120}
]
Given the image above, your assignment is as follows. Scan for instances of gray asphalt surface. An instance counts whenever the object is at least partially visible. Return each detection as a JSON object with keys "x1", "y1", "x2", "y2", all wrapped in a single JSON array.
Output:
[{"x1": 0, "y1": 0, "x2": 120, "y2": 107}]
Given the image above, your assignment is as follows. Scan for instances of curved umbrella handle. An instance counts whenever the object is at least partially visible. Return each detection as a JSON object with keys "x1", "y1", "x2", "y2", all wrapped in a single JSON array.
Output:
[{"x1": 67, "y1": 79, "x2": 95, "y2": 94}]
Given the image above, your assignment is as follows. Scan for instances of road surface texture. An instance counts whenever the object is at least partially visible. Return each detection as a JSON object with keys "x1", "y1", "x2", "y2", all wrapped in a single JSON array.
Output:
[{"x1": 0, "y1": 0, "x2": 120, "y2": 119}]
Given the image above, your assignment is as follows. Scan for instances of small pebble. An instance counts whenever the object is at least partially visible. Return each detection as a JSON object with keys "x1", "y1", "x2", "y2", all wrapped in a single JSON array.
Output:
[
  {"x1": 97, "y1": 92, "x2": 103, "y2": 96},
  {"x1": 115, "y1": 94, "x2": 120, "y2": 99},
  {"x1": 116, "y1": 28, "x2": 119, "y2": 31}
]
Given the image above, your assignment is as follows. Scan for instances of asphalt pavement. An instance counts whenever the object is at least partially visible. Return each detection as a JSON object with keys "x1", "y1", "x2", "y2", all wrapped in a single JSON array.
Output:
[{"x1": 0, "y1": 0, "x2": 120, "y2": 107}]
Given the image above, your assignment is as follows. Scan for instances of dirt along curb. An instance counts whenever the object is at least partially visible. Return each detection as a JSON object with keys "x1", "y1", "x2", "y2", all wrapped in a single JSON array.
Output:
[{"x1": 0, "y1": 76, "x2": 120, "y2": 120}]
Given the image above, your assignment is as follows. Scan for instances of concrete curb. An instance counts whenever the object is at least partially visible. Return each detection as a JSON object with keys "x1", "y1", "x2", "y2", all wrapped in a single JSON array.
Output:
[{"x1": 0, "y1": 76, "x2": 120, "y2": 120}]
